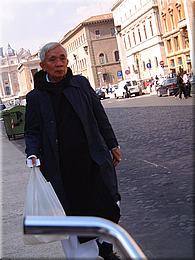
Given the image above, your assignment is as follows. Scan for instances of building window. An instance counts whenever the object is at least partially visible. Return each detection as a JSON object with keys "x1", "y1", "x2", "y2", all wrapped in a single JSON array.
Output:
[
  {"x1": 170, "y1": 59, "x2": 175, "y2": 67},
  {"x1": 133, "y1": 31, "x2": 136, "y2": 45},
  {"x1": 123, "y1": 36, "x2": 127, "y2": 49},
  {"x1": 163, "y1": 17, "x2": 168, "y2": 32},
  {"x1": 99, "y1": 53, "x2": 106, "y2": 64},
  {"x1": 149, "y1": 20, "x2": 154, "y2": 36},
  {"x1": 155, "y1": 57, "x2": 158, "y2": 67},
  {"x1": 143, "y1": 61, "x2": 146, "y2": 70},
  {"x1": 182, "y1": 28, "x2": 189, "y2": 49},
  {"x1": 178, "y1": 8, "x2": 182, "y2": 20},
  {"x1": 1, "y1": 60, "x2": 6, "y2": 65},
  {"x1": 103, "y1": 73, "x2": 110, "y2": 82},
  {"x1": 167, "y1": 39, "x2": 172, "y2": 53},
  {"x1": 111, "y1": 28, "x2": 115, "y2": 36},
  {"x1": 114, "y1": 51, "x2": 120, "y2": 61},
  {"x1": 5, "y1": 86, "x2": 11, "y2": 95},
  {"x1": 174, "y1": 36, "x2": 180, "y2": 51},
  {"x1": 128, "y1": 34, "x2": 131, "y2": 47},
  {"x1": 170, "y1": 13, "x2": 175, "y2": 29},
  {"x1": 95, "y1": 30, "x2": 100, "y2": 37},
  {"x1": 177, "y1": 57, "x2": 182, "y2": 65},
  {"x1": 176, "y1": 3, "x2": 182, "y2": 21},
  {"x1": 138, "y1": 27, "x2": 142, "y2": 42},
  {"x1": 143, "y1": 23, "x2": 147, "y2": 39}
]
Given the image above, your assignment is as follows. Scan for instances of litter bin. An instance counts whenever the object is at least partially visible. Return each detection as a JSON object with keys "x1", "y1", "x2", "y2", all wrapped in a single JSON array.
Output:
[{"x1": 1, "y1": 105, "x2": 26, "y2": 140}]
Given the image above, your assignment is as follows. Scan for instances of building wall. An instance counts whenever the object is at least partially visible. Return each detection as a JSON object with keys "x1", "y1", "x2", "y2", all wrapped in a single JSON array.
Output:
[
  {"x1": 157, "y1": 0, "x2": 191, "y2": 73},
  {"x1": 0, "y1": 55, "x2": 20, "y2": 98},
  {"x1": 0, "y1": 47, "x2": 40, "y2": 101},
  {"x1": 112, "y1": 0, "x2": 166, "y2": 80},
  {"x1": 88, "y1": 21, "x2": 121, "y2": 87},
  {"x1": 18, "y1": 59, "x2": 41, "y2": 97},
  {"x1": 61, "y1": 15, "x2": 122, "y2": 89}
]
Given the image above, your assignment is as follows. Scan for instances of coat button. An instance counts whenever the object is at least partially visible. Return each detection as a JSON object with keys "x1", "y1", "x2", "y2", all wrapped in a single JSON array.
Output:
[
  {"x1": 56, "y1": 139, "x2": 58, "y2": 144},
  {"x1": 50, "y1": 120, "x2": 54, "y2": 123}
]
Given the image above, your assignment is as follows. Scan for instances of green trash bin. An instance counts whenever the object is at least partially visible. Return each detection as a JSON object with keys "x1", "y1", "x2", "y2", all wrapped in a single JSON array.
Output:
[{"x1": 2, "y1": 105, "x2": 26, "y2": 140}]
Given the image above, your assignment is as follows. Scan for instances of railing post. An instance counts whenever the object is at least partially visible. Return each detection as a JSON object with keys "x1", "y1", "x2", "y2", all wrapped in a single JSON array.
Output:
[{"x1": 24, "y1": 216, "x2": 147, "y2": 259}]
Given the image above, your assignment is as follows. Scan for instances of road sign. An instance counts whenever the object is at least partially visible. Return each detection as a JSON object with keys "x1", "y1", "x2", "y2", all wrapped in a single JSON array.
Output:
[
  {"x1": 117, "y1": 71, "x2": 123, "y2": 77},
  {"x1": 146, "y1": 63, "x2": 151, "y2": 69},
  {"x1": 125, "y1": 69, "x2": 130, "y2": 75}
]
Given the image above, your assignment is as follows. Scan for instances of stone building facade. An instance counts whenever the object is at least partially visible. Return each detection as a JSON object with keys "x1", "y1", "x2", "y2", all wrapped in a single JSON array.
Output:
[
  {"x1": 0, "y1": 44, "x2": 21, "y2": 99},
  {"x1": 111, "y1": 0, "x2": 166, "y2": 81},
  {"x1": 157, "y1": 0, "x2": 191, "y2": 74},
  {"x1": 0, "y1": 45, "x2": 40, "y2": 102},
  {"x1": 60, "y1": 13, "x2": 122, "y2": 88},
  {"x1": 17, "y1": 53, "x2": 40, "y2": 98}
]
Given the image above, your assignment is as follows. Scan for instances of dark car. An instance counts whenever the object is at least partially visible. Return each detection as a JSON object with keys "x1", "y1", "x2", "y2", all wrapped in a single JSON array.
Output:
[
  {"x1": 0, "y1": 103, "x2": 6, "y2": 111},
  {"x1": 95, "y1": 88, "x2": 106, "y2": 100},
  {"x1": 156, "y1": 78, "x2": 178, "y2": 97}
]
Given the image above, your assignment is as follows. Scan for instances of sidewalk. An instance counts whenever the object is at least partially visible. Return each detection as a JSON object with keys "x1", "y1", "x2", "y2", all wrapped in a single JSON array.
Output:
[{"x1": 0, "y1": 131, "x2": 65, "y2": 259}]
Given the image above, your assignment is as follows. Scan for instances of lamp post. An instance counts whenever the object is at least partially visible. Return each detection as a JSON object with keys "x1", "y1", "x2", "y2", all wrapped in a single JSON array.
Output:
[{"x1": 73, "y1": 54, "x2": 78, "y2": 74}]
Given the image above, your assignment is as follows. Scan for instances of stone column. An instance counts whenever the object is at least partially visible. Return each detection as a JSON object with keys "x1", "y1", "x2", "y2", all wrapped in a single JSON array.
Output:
[{"x1": 184, "y1": 0, "x2": 195, "y2": 92}]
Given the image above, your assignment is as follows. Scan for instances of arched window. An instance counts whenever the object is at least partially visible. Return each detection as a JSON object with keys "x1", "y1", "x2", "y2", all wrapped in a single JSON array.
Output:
[
  {"x1": 114, "y1": 51, "x2": 119, "y2": 61},
  {"x1": 99, "y1": 53, "x2": 105, "y2": 64}
]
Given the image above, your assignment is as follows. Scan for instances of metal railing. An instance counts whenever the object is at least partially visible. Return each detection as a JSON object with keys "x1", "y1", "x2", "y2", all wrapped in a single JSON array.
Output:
[{"x1": 24, "y1": 216, "x2": 147, "y2": 259}]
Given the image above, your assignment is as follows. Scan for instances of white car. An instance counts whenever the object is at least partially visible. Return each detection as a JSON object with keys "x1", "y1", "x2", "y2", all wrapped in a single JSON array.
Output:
[{"x1": 114, "y1": 80, "x2": 142, "y2": 98}]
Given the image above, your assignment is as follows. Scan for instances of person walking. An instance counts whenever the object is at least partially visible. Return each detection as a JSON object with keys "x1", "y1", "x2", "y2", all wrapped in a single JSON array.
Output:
[
  {"x1": 25, "y1": 42, "x2": 122, "y2": 259},
  {"x1": 183, "y1": 71, "x2": 192, "y2": 97},
  {"x1": 176, "y1": 72, "x2": 187, "y2": 99}
]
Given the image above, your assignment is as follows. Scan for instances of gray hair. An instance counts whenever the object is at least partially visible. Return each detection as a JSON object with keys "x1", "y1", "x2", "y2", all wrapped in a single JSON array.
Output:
[{"x1": 39, "y1": 42, "x2": 67, "y2": 62}]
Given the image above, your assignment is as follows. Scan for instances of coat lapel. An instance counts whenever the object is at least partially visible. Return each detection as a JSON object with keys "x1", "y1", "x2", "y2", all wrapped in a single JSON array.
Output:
[{"x1": 62, "y1": 79, "x2": 88, "y2": 127}]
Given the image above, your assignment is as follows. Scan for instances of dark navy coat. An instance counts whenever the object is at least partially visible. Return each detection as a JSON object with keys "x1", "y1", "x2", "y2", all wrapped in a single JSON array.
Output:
[{"x1": 25, "y1": 74, "x2": 120, "y2": 215}]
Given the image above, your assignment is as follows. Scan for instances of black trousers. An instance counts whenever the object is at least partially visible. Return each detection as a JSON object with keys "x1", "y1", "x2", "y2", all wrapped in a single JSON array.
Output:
[{"x1": 60, "y1": 147, "x2": 120, "y2": 243}]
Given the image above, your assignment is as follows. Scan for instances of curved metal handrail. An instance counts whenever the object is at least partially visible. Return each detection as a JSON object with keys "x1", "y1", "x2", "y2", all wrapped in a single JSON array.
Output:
[{"x1": 24, "y1": 216, "x2": 147, "y2": 259}]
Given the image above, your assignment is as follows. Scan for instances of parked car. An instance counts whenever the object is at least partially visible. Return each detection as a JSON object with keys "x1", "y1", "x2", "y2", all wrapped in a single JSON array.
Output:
[
  {"x1": 156, "y1": 77, "x2": 178, "y2": 97},
  {"x1": 0, "y1": 103, "x2": 6, "y2": 111},
  {"x1": 95, "y1": 88, "x2": 106, "y2": 100},
  {"x1": 114, "y1": 80, "x2": 142, "y2": 99}
]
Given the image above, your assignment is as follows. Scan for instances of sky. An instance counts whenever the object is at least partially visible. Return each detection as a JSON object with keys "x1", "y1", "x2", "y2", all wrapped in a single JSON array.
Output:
[{"x1": 0, "y1": 0, "x2": 115, "y2": 54}]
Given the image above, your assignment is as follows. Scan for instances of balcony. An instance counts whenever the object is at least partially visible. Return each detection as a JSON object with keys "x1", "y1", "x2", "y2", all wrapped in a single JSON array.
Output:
[{"x1": 178, "y1": 19, "x2": 187, "y2": 29}]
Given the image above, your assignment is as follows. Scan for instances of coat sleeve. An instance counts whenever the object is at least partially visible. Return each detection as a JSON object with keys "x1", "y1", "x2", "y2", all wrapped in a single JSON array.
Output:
[
  {"x1": 82, "y1": 78, "x2": 119, "y2": 150},
  {"x1": 24, "y1": 91, "x2": 41, "y2": 157}
]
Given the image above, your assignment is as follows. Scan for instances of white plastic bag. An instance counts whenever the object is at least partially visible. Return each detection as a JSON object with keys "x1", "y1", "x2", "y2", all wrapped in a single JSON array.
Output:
[
  {"x1": 23, "y1": 167, "x2": 67, "y2": 245},
  {"x1": 24, "y1": 167, "x2": 99, "y2": 259},
  {"x1": 61, "y1": 236, "x2": 99, "y2": 259}
]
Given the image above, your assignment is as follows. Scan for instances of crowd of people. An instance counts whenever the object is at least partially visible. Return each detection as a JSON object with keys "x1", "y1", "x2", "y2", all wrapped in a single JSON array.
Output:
[{"x1": 143, "y1": 71, "x2": 193, "y2": 98}]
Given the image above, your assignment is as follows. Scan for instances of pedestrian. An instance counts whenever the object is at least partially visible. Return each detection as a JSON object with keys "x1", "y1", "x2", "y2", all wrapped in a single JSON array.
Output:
[
  {"x1": 124, "y1": 83, "x2": 130, "y2": 98},
  {"x1": 176, "y1": 72, "x2": 187, "y2": 99},
  {"x1": 183, "y1": 71, "x2": 192, "y2": 97},
  {"x1": 24, "y1": 42, "x2": 122, "y2": 259}
]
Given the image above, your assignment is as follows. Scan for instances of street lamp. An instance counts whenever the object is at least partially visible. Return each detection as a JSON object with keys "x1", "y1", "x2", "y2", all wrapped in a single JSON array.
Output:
[
  {"x1": 83, "y1": 46, "x2": 88, "y2": 55},
  {"x1": 73, "y1": 54, "x2": 78, "y2": 74}
]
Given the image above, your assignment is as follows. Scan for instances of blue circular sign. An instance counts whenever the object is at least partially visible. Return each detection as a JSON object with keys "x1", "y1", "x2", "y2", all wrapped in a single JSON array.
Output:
[{"x1": 117, "y1": 71, "x2": 123, "y2": 77}]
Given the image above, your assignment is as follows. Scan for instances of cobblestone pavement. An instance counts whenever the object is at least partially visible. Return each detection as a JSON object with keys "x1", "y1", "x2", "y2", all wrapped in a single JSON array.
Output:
[
  {"x1": 103, "y1": 95, "x2": 194, "y2": 259},
  {"x1": 2, "y1": 95, "x2": 194, "y2": 259}
]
